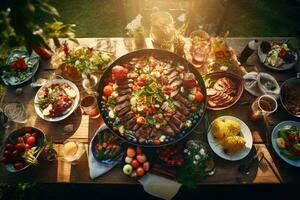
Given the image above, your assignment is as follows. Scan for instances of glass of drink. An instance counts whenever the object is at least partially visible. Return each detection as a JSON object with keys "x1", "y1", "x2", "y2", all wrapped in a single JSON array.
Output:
[
  {"x1": 63, "y1": 140, "x2": 85, "y2": 165},
  {"x1": 3, "y1": 102, "x2": 27, "y2": 127},
  {"x1": 150, "y1": 11, "x2": 175, "y2": 50},
  {"x1": 80, "y1": 94, "x2": 100, "y2": 119},
  {"x1": 249, "y1": 95, "x2": 278, "y2": 145},
  {"x1": 249, "y1": 95, "x2": 278, "y2": 121}
]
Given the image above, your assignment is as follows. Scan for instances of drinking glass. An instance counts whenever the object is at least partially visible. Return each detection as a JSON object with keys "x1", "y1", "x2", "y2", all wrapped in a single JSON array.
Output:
[
  {"x1": 3, "y1": 102, "x2": 27, "y2": 127},
  {"x1": 249, "y1": 95, "x2": 278, "y2": 121},
  {"x1": 150, "y1": 11, "x2": 175, "y2": 50},
  {"x1": 63, "y1": 140, "x2": 85, "y2": 165},
  {"x1": 249, "y1": 95, "x2": 278, "y2": 145},
  {"x1": 80, "y1": 94, "x2": 100, "y2": 119}
]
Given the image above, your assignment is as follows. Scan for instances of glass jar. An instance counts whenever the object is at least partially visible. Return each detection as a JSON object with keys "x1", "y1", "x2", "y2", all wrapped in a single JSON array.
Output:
[{"x1": 150, "y1": 11, "x2": 175, "y2": 50}]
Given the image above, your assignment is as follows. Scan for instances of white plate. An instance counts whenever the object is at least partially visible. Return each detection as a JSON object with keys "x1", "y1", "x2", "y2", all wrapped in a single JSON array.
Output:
[
  {"x1": 271, "y1": 120, "x2": 300, "y2": 167},
  {"x1": 1, "y1": 50, "x2": 40, "y2": 86},
  {"x1": 34, "y1": 79, "x2": 80, "y2": 122},
  {"x1": 257, "y1": 42, "x2": 297, "y2": 71},
  {"x1": 207, "y1": 116, "x2": 253, "y2": 161}
]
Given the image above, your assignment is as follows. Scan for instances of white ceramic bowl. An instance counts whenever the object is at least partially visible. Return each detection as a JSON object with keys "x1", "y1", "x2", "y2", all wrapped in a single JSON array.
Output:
[{"x1": 34, "y1": 78, "x2": 80, "y2": 122}]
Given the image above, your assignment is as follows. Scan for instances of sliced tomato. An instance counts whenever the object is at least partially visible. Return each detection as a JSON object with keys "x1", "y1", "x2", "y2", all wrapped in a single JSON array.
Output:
[{"x1": 103, "y1": 85, "x2": 113, "y2": 96}]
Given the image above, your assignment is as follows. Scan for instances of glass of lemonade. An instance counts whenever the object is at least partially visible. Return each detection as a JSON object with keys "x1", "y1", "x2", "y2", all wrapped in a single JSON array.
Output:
[{"x1": 63, "y1": 140, "x2": 85, "y2": 165}]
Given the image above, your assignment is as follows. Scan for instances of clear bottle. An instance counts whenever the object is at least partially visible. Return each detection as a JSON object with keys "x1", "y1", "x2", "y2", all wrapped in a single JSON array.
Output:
[{"x1": 239, "y1": 40, "x2": 259, "y2": 63}]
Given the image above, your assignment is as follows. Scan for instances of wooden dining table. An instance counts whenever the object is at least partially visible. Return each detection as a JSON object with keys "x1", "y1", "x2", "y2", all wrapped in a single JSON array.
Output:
[{"x1": 0, "y1": 37, "x2": 300, "y2": 186}]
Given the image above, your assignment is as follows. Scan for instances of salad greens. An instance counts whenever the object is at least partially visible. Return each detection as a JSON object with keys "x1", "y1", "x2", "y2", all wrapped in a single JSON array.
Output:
[{"x1": 276, "y1": 125, "x2": 300, "y2": 160}]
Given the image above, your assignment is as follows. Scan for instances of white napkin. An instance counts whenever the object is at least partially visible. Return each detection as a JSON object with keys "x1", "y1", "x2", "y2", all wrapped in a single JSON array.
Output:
[
  {"x1": 88, "y1": 124, "x2": 117, "y2": 179},
  {"x1": 243, "y1": 72, "x2": 280, "y2": 99},
  {"x1": 139, "y1": 173, "x2": 182, "y2": 200}
]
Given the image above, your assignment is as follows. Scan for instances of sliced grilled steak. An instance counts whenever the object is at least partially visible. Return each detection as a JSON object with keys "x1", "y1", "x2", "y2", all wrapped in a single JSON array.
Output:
[
  {"x1": 132, "y1": 123, "x2": 141, "y2": 131},
  {"x1": 124, "y1": 118, "x2": 136, "y2": 129},
  {"x1": 169, "y1": 121, "x2": 180, "y2": 133},
  {"x1": 117, "y1": 84, "x2": 129, "y2": 90},
  {"x1": 115, "y1": 101, "x2": 130, "y2": 113},
  {"x1": 172, "y1": 115, "x2": 185, "y2": 129},
  {"x1": 174, "y1": 94, "x2": 189, "y2": 106},
  {"x1": 117, "y1": 106, "x2": 130, "y2": 117},
  {"x1": 117, "y1": 88, "x2": 132, "y2": 95},
  {"x1": 144, "y1": 126, "x2": 153, "y2": 138},
  {"x1": 120, "y1": 112, "x2": 134, "y2": 122},
  {"x1": 116, "y1": 95, "x2": 130, "y2": 103},
  {"x1": 174, "y1": 102, "x2": 189, "y2": 116},
  {"x1": 135, "y1": 125, "x2": 146, "y2": 138},
  {"x1": 160, "y1": 125, "x2": 175, "y2": 136},
  {"x1": 150, "y1": 128, "x2": 160, "y2": 138},
  {"x1": 174, "y1": 111, "x2": 186, "y2": 122}
]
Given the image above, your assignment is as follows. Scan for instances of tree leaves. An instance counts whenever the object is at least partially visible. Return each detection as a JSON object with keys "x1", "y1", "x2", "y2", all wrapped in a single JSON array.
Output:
[
  {"x1": 0, "y1": 0, "x2": 76, "y2": 54},
  {"x1": 38, "y1": 2, "x2": 60, "y2": 18}
]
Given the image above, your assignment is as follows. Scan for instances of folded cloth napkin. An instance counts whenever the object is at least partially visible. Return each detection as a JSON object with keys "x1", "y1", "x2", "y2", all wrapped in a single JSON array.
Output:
[
  {"x1": 139, "y1": 173, "x2": 182, "y2": 200},
  {"x1": 88, "y1": 124, "x2": 117, "y2": 179},
  {"x1": 243, "y1": 72, "x2": 280, "y2": 99}
]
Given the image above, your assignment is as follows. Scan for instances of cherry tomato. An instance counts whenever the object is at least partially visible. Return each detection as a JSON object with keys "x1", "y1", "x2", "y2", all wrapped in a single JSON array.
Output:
[
  {"x1": 16, "y1": 143, "x2": 25, "y2": 151},
  {"x1": 14, "y1": 163, "x2": 24, "y2": 170},
  {"x1": 11, "y1": 150, "x2": 18, "y2": 159},
  {"x1": 136, "y1": 81, "x2": 145, "y2": 87},
  {"x1": 191, "y1": 105, "x2": 197, "y2": 112},
  {"x1": 25, "y1": 143, "x2": 31, "y2": 150},
  {"x1": 103, "y1": 85, "x2": 113, "y2": 96},
  {"x1": 153, "y1": 140, "x2": 161, "y2": 145},
  {"x1": 136, "y1": 116, "x2": 146, "y2": 125},
  {"x1": 195, "y1": 91, "x2": 204, "y2": 102},
  {"x1": 288, "y1": 135, "x2": 296, "y2": 142},
  {"x1": 5, "y1": 144, "x2": 14, "y2": 151},
  {"x1": 3, "y1": 150, "x2": 11, "y2": 158},
  {"x1": 27, "y1": 136, "x2": 36, "y2": 146},
  {"x1": 1, "y1": 156, "x2": 8, "y2": 164}
]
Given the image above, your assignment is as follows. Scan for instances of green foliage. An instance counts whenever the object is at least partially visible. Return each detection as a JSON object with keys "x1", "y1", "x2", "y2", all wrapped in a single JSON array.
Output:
[
  {"x1": 0, "y1": 0, "x2": 76, "y2": 54},
  {"x1": 176, "y1": 140, "x2": 210, "y2": 189}
]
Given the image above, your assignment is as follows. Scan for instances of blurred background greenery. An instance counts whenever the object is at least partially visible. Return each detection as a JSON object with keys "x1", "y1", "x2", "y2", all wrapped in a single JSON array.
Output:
[{"x1": 46, "y1": 0, "x2": 300, "y2": 37}]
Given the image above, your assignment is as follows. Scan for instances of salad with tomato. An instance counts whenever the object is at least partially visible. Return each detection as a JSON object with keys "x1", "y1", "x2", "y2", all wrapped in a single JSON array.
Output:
[
  {"x1": 2, "y1": 50, "x2": 39, "y2": 84},
  {"x1": 101, "y1": 55, "x2": 205, "y2": 145},
  {"x1": 276, "y1": 125, "x2": 300, "y2": 160},
  {"x1": 36, "y1": 83, "x2": 77, "y2": 118}
]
